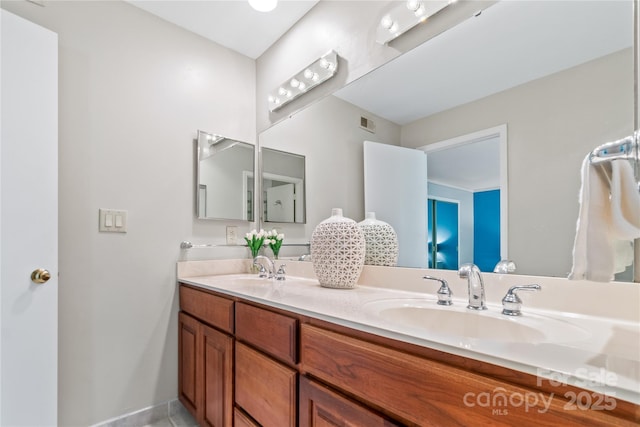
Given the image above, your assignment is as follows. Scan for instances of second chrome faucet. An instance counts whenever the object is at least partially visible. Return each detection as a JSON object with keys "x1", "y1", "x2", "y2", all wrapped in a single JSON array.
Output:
[
  {"x1": 458, "y1": 263, "x2": 487, "y2": 310},
  {"x1": 425, "y1": 263, "x2": 542, "y2": 316}
]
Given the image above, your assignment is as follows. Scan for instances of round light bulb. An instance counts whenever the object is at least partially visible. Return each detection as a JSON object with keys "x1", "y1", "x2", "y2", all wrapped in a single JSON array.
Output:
[
  {"x1": 303, "y1": 69, "x2": 314, "y2": 79},
  {"x1": 320, "y1": 58, "x2": 329, "y2": 69},
  {"x1": 278, "y1": 87, "x2": 287, "y2": 96},
  {"x1": 290, "y1": 78, "x2": 300, "y2": 88},
  {"x1": 380, "y1": 15, "x2": 394, "y2": 30},
  {"x1": 406, "y1": 0, "x2": 421, "y2": 12},
  {"x1": 298, "y1": 82, "x2": 306, "y2": 91},
  {"x1": 248, "y1": 0, "x2": 278, "y2": 13},
  {"x1": 285, "y1": 90, "x2": 292, "y2": 98},
  {"x1": 268, "y1": 95, "x2": 275, "y2": 103},
  {"x1": 312, "y1": 73, "x2": 319, "y2": 82}
]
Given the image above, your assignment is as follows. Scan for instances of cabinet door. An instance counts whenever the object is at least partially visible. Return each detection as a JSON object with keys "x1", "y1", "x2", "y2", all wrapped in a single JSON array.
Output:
[
  {"x1": 299, "y1": 377, "x2": 399, "y2": 427},
  {"x1": 178, "y1": 312, "x2": 201, "y2": 417},
  {"x1": 201, "y1": 323, "x2": 233, "y2": 427}
]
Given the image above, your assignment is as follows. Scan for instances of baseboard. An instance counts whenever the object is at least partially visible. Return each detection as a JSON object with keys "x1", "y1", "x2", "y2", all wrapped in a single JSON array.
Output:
[{"x1": 91, "y1": 399, "x2": 192, "y2": 427}]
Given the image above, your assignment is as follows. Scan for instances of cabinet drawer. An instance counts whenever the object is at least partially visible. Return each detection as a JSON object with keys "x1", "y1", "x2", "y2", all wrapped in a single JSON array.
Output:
[
  {"x1": 179, "y1": 285, "x2": 234, "y2": 333},
  {"x1": 299, "y1": 376, "x2": 399, "y2": 427},
  {"x1": 235, "y1": 342, "x2": 297, "y2": 427},
  {"x1": 235, "y1": 302, "x2": 297, "y2": 365},
  {"x1": 301, "y1": 324, "x2": 624, "y2": 426},
  {"x1": 234, "y1": 408, "x2": 259, "y2": 427}
]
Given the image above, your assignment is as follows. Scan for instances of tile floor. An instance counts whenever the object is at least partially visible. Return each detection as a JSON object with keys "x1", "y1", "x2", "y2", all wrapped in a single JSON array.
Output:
[{"x1": 142, "y1": 404, "x2": 198, "y2": 427}]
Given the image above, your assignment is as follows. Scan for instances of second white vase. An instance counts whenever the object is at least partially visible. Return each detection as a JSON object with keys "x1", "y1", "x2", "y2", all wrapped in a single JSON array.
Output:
[{"x1": 358, "y1": 212, "x2": 399, "y2": 267}]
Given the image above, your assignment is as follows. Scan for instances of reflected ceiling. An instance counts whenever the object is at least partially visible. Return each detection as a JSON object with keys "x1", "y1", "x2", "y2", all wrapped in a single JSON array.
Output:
[{"x1": 334, "y1": 1, "x2": 632, "y2": 125}]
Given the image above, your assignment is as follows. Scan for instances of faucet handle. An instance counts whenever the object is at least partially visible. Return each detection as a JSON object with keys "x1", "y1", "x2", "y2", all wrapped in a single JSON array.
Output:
[
  {"x1": 422, "y1": 275, "x2": 453, "y2": 306},
  {"x1": 275, "y1": 264, "x2": 286, "y2": 281},
  {"x1": 256, "y1": 264, "x2": 268, "y2": 278},
  {"x1": 501, "y1": 284, "x2": 541, "y2": 316}
]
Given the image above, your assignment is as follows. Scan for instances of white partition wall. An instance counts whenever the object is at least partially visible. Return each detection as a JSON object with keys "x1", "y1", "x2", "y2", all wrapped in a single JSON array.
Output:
[
  {"x1": 364, "y1": 141, "x2": 428, "y2": 268},
  {"x1": 1, "y1": 10, "x2": 58, "y2": 425}
]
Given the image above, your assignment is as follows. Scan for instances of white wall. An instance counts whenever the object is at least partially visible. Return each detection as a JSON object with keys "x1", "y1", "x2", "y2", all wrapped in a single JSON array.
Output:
[
  {"x1": 402, "y1": 49, "x2": 633, "y2": 277},
  {"x1": 1, "y1": 1, "x2": 255, "y2": 425}
]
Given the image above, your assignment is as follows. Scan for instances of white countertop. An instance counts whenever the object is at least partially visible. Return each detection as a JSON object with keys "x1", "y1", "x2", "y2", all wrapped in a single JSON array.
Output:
[{"x1": 178, "y1": 269, "x2": 640, "y2": 406}]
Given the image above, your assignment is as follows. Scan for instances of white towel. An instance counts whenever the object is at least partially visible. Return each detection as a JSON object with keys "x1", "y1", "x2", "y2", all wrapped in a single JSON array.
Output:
[
  {"x1": 569, "y1": 155, "x2": 640, "y2": 282},
  {"x1": 611, "y1": 160, "x2": 640, "y2": 273}
]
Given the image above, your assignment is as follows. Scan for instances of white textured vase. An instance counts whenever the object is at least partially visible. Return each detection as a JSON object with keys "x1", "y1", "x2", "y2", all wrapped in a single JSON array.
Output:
[
  {"x1": 358, "y1": 212, "x2": 399, "y2": 267},
  {"x1": 310, "y1": 208, "x2": 366, "y2": 289}
]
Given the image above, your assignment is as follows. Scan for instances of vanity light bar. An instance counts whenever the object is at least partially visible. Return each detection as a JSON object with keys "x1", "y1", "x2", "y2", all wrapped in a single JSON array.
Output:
[
  {"x1": 376, "y1": 0, "x2": 453, "y2": 45},
  {"x1": 268, "y1": 50, "x2": 339, "y2": 112}
]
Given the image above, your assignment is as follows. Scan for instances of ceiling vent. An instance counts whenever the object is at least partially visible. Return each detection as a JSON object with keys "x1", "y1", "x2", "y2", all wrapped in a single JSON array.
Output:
[{"x1": 360, "y1": 116, "x2": 375, "y2": 133}]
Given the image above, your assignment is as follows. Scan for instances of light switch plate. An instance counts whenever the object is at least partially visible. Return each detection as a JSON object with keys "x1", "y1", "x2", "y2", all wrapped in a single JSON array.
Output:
[{"x1": 99, "y1": 208, "x2": 127, "y2": 233}]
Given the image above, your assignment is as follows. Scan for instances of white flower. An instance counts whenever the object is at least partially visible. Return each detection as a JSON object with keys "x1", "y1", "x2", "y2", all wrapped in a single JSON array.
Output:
[{"x1": 277, "y1": 233, "x2": 284, "y2": 240}]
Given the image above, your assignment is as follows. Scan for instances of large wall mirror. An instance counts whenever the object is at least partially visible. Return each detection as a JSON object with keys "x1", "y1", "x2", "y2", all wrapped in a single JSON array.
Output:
[
  {"x1": 259, "y1": 0, "x2": 636, "y2": 280},
  {"x1": 262, "y1": 147, "x2": 306, "y2": 223},
  {"x1": 196, "y1": 130, "x2": 254, "y2": 221}
]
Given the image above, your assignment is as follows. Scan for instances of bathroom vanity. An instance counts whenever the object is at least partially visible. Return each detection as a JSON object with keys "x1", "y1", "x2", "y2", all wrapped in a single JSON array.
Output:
[{"x1": 177, "y1": 260, "x2": 639, "y2": 426}]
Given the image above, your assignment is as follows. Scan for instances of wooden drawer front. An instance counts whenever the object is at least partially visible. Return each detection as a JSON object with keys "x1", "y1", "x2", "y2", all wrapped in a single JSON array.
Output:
[
  {"x1": 299, "y1": 376, "x2": 399, "y2": 427},
  {"x1": 180, "y1": 285, "x2": 234, "y2": 333},
  {"x1": 234, "y1": 408, "x2": 260, "y2": 427},
  {"x1": 235, "y1": 302, "x2": 297, "y2": 365},
  {"x1": 301, "y1": 324, "x2": 628, "y2": 427},
  {"x1": 235, "y1": 342, "x2": 297, "y2": 427}
]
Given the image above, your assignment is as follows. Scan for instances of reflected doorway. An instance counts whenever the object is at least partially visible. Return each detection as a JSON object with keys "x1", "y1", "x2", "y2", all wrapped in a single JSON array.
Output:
[{"x1": 428, "y1": 198, "x2": 459, "y2": 270}]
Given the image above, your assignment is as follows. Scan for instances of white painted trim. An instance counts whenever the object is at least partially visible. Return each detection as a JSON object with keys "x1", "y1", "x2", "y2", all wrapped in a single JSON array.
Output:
[{"x1": 419, "y1": 124, "x2": 509, "y2": 260}]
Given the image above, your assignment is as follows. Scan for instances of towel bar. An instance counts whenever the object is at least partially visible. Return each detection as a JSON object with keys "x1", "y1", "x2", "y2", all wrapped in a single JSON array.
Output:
[{"x1": 589, "y1": 134, "x2": 639, "y2": 165}]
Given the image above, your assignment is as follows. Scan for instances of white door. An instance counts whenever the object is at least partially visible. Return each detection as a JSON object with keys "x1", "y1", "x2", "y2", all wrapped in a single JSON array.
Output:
[
  {"x1": 364, "y1": 141, "x2": 428, "y2": 268},
  {"x1": 1, "y1": 10, "x2": 58, "y2": 426},
  {"x1": 266, "y1": 183, "x2": 295, "y2": 222}
]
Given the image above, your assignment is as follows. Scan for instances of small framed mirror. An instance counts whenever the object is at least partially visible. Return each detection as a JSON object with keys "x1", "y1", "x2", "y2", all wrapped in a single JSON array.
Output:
[
  {"x1": 196, "y1": 130, "x2": 254, "y2": 221},
  {"x1": 261, "y1": 147, "x2": 306, "y2": 223}
]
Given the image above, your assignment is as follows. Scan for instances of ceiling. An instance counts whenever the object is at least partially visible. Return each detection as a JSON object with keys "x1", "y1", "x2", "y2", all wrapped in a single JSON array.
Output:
[{"x1": 125, "y1": 0, "x2": 319, "y2": 59}]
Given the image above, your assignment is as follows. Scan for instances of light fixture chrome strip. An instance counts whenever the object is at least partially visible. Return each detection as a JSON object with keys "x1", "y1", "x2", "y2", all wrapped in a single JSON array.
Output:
[
  {"x1": 376, "y1": 0, "x2": 453, "y2": 45},
  {"x1": 268, "y1": 50, "x2": 338, "y2": 112}
]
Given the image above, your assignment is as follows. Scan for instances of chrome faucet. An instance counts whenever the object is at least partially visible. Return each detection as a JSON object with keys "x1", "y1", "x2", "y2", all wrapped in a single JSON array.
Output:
[
  {"x1": 253, "y1": 255, "x2": 275, "y2": 279},
  {"x1": 422, "y1": 275, "x2": 453, "y2": 305},
  {"x1": 501, "y1": 284, "x2": 541, "y2": 316},
  {"x1": 458, "y1": 263, "x2": 487, "y2": 310},
  {"x1": 275, "y1": 264, "x2": 287, "y2": 281}
]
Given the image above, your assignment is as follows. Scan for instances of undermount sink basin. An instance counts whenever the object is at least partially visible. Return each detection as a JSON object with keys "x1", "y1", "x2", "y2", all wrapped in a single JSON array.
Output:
[{"x1": 363, "y1": 299, "x2": 590, "y2": 344}]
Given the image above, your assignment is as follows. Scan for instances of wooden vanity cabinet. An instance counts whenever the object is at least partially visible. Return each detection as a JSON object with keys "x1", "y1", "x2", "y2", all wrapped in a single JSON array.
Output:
[
  {"x1": 179, "y1": 283, "x2": 639, "y2": 427},
  {"x1": 179, "y1": 286, "x2": 234, "y2": 427}
]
